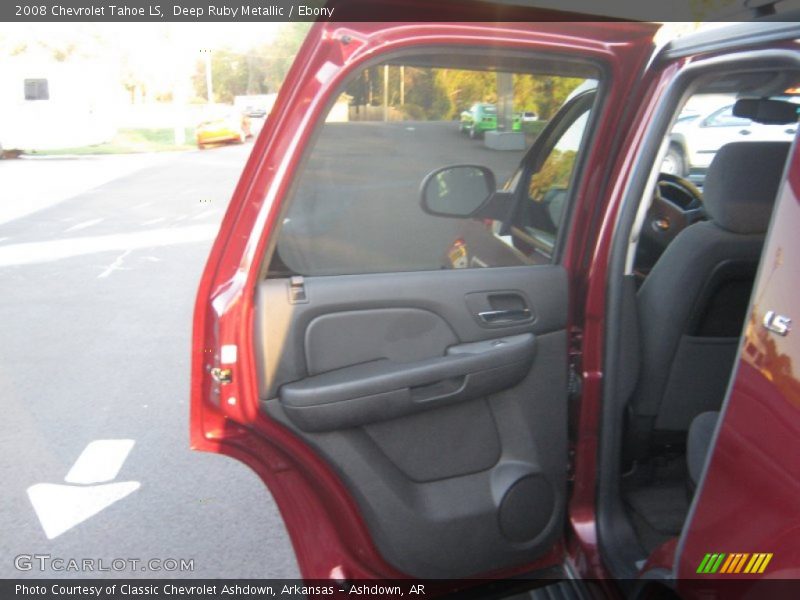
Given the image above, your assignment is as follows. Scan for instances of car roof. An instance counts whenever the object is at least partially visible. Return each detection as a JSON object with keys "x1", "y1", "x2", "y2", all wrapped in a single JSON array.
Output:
[{"x1": 658, "y1": 21, "x2": 800, "y2": 63}]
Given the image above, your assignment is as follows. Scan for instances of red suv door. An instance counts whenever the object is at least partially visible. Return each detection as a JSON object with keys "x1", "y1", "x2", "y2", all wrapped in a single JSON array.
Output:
[{"x1": 190, "y1": 14, "x2": 657, "y2": 581}]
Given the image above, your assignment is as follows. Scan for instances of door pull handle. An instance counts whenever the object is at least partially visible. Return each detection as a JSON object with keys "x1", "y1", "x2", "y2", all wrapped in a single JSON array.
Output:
[{"x1": 478, "y1": 309, "x2": 531, "y2": 324}]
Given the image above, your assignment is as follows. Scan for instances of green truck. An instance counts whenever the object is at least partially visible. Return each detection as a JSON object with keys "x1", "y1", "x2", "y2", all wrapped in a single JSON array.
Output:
[{"x1": 459, "y1": 102, "x2": 522, "y2": 138}]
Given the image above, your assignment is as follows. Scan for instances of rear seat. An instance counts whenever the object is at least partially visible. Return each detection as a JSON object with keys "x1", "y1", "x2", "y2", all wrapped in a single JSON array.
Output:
[{"x1": 687, "y1": 411, "x2": 719, "y2": 493}]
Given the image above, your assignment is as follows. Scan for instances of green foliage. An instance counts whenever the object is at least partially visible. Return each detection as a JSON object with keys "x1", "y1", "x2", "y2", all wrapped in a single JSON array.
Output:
[
  {"x1": 400, "y1": 103, "x2": 426, "y2": 120},
  {"x1": 401, "y1": 68, "x2": 437, "y2": 113},
  {"x1": 260, "y1": 23, "x2": 311, "y2": 94},
  {"x1": 434, "y1": 69, "x2": 497, "y2": 119},
  {"x1": 399, "y1": 67, "x2": 449, "y2": 119},
  {"x1": 514, "y1": 74, "x2": 584, "y2": 120},
  {"x1": 24, "y1": 128, "x2": 196, "y2": 155},
  {"x1": 194, "y1": 47, "x2": 250, "y2": 103},
  {"x1": 192, "y1": 23, "x2": 311, "y2": 102},
  {"x1": 529, "y1": 149, "x2": 577, "y2": 201},
  {"x1": 345, "y1": 63, "x2": 585, "y2": 123},
  {"x1": 522, "y1": 120, "x2": 548, "y2": 136}
]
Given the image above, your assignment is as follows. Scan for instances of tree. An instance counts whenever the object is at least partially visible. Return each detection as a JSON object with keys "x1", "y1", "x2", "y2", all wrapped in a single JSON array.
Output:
[
  {"x1": 514, "y1": 74, "x2": 584, "y2": 120},
  {"x1": 192, "y1": 48, "x2": 239, "y2": 103},
  {"x1": 341, "y1": 61, "x2": 587, "y2": 122},
  {"x1": 190, "y1": 23, "x2": 311, "y2": 102},
  {"x1": 434, "y1": 69, "x2": 496, "y2": 118},
  {"x1": 259, "y1": 23, "x2": 311, "y2": 94},
  {"x1": 529, "y1": 149, "x2": 577, "y2": 202}
]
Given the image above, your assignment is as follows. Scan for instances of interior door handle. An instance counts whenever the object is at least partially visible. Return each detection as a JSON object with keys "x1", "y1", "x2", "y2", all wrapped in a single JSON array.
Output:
[{"x1": 478, "y1": 308, "x2": 531, "y2": 324}]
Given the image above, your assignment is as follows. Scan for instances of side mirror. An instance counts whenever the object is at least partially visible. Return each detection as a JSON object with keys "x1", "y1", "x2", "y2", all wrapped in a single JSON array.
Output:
[{"x1": 420, "y1": 165, "x2": 496, "y2": 218}]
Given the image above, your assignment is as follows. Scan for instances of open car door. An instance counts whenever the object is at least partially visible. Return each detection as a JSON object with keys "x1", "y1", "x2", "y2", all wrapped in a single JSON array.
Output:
[{"x1": 191, "y1": 10, "x2": 658, "y2": 581}]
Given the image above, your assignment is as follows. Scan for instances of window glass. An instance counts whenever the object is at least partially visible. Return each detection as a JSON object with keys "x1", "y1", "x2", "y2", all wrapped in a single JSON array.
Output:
[
  {"x1": 270, "y1": 60, "x2": 595, "y2": 277},
  {"x1": 24, "y1": 79, "x2": 49, "y2": 101},
  {"x1": 704, "y1": 105, "x2": 750, "y2": 128},
  {"x1": 521, "y1": 109, "x2": 590, "y2": 251},
  {"x1": 659, "y1": 92, "x2": 800, "y2": 183}
]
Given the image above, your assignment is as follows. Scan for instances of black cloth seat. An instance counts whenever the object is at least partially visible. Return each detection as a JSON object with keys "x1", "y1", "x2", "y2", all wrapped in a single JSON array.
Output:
[
  {"x1": 687, "y1": 411, "x2": 720, "y2": 491},
  {"x1": 627, "y1": 141, "x2": 790, "y2": 459}
]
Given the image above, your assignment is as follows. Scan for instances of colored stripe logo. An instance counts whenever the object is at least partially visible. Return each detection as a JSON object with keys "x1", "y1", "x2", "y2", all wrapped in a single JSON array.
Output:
[{"x1": 696, "y1": 553, "x2": 773, "y2": 574}]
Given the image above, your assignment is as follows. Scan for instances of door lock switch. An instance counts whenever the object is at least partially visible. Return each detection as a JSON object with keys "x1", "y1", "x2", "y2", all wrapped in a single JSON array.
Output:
[{"x1": 288, "y1": 276, "x2": 308, "y2": 304}]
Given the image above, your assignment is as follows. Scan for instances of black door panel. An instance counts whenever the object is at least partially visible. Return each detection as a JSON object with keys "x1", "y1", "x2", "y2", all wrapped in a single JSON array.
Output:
[
  {"x1": 255, "y1": 265, "x2": 567, "y2": 399},
  {"x1": 279, "y1": 333, "x2": 536, "y2": 432},
  {"x1": 254, "y1": 265, "x2": 569, "y2": 577},
  {"x1": 304, "y1": 308, "x2": 458, "y2": 374}
]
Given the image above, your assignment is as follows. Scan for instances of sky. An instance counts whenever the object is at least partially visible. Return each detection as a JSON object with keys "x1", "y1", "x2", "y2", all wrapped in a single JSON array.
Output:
[
  {"x1": 0, "y1": 22, "x2": 287, "y2": 53},
  {"x1": 0, "y1": 20, "x2": 719, "y2": 109},
  {"x1": 0, "y1": 22, "x2": 293, "y2": 104}
]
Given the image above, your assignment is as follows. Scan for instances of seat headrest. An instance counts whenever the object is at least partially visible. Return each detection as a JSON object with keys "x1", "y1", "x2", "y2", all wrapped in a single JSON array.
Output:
[{"x1": 703, "y1": 141, "x2": 791, "y2": 234}]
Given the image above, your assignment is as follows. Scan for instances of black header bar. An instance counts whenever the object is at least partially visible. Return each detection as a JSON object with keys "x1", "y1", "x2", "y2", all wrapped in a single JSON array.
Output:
[{"x1": 3, "y1": 0, "x2": 800, "y2": 23}]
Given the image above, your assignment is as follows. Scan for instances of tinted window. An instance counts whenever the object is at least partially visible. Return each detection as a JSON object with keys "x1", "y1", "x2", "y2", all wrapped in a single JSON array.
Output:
[
  {"x1": 523, "y1": 109, "x2": 589, "y2": 246},
  {"x1": 269, "y1": 60, "x2": 595, "y2": 277},
  {"x1": 704, "y1": 105, "x2": 750, "y2": 127}
]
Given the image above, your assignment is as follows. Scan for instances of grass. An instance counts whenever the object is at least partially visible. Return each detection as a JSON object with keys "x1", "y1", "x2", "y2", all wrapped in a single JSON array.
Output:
[
  {"x1": 19, "y1": 121, "x2": 546, "y2": 156},
  {"x1": 22, "y1": 128, "x2": 197, "y2": 156}
]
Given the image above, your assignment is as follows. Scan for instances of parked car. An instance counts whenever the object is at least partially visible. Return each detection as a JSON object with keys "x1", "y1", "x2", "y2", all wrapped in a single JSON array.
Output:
[
  {"x1": 459, "y1": 102, "x2": 497, "y2": 138},
  {"x1": 192, "y1": 13, "x2": 800, "y2": 600},
  {"x1": 195, "y1": 106, "x2": 251, "y2": 149},
  {"x1": 244, "y1": 106, "x2": 267, "y2": 118},
  {"x1": 460, "y1": 102, "x2": 522, "y2": 138},
  {"x1": 665, "y1": 96, "x2": 798, "y2": 179}
]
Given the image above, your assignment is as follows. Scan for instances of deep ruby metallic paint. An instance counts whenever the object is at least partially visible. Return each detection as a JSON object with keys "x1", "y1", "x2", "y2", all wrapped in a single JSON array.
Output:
[
  {"x1": 643, "y1": 539, "x2": 679, "y2": 574},
  {"x1": 191, "y1": 14, "x2": 800, "y2": 588},
  {"x1": 190, "y1": 18, "x2": 657, "y2": 580},
  {"x1": 676, "y1": 140, "x2": 800, "y2": 596},
  {"x1": 565, "y1": 57, "x2": 682, "y2": 582},
  {"x1": 324, "y1": 0, "x2": 633, "y2": 23}
]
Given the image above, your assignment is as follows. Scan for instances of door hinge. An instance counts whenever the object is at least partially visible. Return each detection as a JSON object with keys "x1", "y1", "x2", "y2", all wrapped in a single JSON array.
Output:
[
  {"x1": 568, "y1": 364, "x2": 583, "y2": 398},
  {"x1": 568, "y1": 326, "x2": 583, "y2": 399},
  {"x1": 566, "y1": 327, "x2": 583, "y2": 486}
]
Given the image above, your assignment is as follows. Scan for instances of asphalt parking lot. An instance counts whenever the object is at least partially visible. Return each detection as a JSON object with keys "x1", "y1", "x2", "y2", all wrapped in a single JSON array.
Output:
[{"x1": 0, "y1": 121, "x2": 528, "y2": 578}]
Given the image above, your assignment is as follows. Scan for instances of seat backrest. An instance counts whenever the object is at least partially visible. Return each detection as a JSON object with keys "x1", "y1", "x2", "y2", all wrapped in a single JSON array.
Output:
[{"x1": 627, "y1": 141, "x2": 790, "y2": 457}]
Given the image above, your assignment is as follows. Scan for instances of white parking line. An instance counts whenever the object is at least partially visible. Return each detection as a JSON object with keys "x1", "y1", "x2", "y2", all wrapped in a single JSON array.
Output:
[
  {"x1": 97, "y1": 249, "x2": 133, "y2": 279},
  {"x1": 64, "y1": 218, "x2": 104, "y2": 233},
  {"x1": 27, "y1": 482, "x2": 140, "y2": 539},
  {"x1": 191, "y1": 209, "x2": 218, "y2": 220},
  {"x1": 141, "y1": 217, "x2": 166, "y2": 226},
  {"x1": 0, "y1": 224, "x2": 218, "y2": 267},
  {"x1": 27, "y1": 438, "x2": 140, "y2": 539},
  {"x1": 65, "y1": 439, "x2": 135, "y2": 484},
  {"x1": 1, "y1": 155, "x2": 168, "y2": 225}
]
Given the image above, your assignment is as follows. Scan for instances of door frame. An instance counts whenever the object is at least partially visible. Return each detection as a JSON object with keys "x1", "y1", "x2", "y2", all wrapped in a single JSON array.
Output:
[{"x1": 596, "y1": 40, "x2": 800, "y2": 586}]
